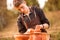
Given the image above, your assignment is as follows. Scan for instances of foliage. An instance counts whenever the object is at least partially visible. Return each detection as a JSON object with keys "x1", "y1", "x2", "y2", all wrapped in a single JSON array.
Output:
[
  {"x1": 44, "y1": 0, "x2": 60, "y2": 11},
  {"x1": 0, "y1": 9, "x2": 18, "y2": 31},
  {"x1": 25, "y1": 0, "x2": 39, "y2": 6}
]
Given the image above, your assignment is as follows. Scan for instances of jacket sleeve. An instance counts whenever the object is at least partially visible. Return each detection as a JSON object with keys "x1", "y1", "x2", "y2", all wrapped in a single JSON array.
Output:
[
  {"x1": 34, "y1": 7, "x2": 50, "y2": 26},
  {"x1": 17, "y1": 16, "x2": 27, "y2": 33}
]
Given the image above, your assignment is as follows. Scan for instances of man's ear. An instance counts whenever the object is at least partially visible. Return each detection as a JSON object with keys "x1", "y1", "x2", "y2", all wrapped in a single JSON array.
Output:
[{"x1": 14, "y1": 7, "x2": 19, "y2": 11}]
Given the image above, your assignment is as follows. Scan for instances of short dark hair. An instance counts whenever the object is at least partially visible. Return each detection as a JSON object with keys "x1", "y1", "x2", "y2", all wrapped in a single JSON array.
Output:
[{"x1": 13, "y1": 0, "x2": 24, "y2": 7}]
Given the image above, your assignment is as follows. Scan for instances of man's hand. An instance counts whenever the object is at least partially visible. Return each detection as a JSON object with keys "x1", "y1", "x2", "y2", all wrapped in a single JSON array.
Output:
[
  {"x1": 24, "y1": 23, "x2": 49, "y2": 34},
  {"x1": 24, "y1": 28, "x2": 34, "y2": 34},
  {"x1": 35, "y1": 25, "x2": 43, "y2": 32},
  {"x1": 43, "y1": 23, "x2": 49, "y2": 29}
]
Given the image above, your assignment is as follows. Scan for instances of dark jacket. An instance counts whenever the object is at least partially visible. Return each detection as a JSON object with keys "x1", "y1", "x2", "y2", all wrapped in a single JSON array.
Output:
[{"x1": 17, "y1": 6, "x2": 50, "y2": 33}]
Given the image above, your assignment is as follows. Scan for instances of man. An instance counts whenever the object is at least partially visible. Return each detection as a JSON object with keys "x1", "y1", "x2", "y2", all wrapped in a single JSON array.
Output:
[{"x1": 13, "y1": 0, "x2": 50, "y2": 34}]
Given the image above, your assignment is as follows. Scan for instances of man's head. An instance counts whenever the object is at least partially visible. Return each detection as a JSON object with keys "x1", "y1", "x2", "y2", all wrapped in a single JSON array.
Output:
[
  {"x1": 13, "y1": 0, "x2": 24, "y2": 7},
  {"x1": 13, "y1": 0, "x2": 30, "y2": 14}
]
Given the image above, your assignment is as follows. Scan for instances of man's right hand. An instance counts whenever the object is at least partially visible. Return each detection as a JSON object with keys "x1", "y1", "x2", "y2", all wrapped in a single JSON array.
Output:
[{"x1": 34, "y1": 25, "x2": 43, "y2": 32}]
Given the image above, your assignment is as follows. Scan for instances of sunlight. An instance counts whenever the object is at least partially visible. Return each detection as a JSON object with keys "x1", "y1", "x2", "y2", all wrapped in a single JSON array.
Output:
[
  {"x1": 37, "y1": 0, "x2": 48, "y2": 9},
  {"x1": 7, "y1": 0, "x2": 13, "y2": 10}
]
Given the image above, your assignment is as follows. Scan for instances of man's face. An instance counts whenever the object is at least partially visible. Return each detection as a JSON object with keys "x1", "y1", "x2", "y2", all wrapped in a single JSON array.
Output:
[{"x1": 17, "y1": 3, "x2": 28, "y2": 14}]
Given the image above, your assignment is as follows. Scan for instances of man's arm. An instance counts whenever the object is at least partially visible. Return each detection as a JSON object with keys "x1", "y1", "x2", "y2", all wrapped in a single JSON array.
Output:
[
  {"x1": 17, "y1": 16, "x2": 27, "y2": 33},
  {"x1": 35, "y1": 7, "x2": 50, "y2": 29}
]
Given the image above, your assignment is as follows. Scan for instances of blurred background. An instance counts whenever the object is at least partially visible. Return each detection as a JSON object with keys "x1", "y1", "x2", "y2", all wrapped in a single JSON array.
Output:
[{"x1": 0, "y1": 0, "x2": 60, "y2": 40}]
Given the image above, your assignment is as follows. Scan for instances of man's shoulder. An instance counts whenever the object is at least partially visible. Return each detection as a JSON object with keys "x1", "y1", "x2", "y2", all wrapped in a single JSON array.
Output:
[
  {"x1": 31, "y1": 6, "x2": 43, "y2": 13},
  {"x1": 31, "y1": 6, "x2": 44, "y2": 15},
  {"x1": 17, "y1": 14, "x2": 22, "y2": 20}
]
